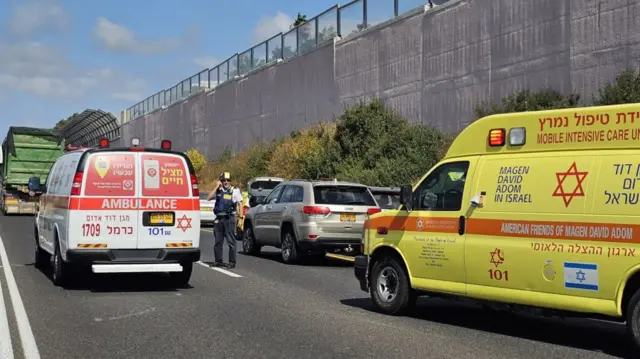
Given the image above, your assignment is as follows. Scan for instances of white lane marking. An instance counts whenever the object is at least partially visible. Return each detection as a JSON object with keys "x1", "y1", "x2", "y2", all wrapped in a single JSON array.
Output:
[
  {"x1": 196, "y1": 261, "x2": 242, "y2": 278},
  {"x1": 0, "y1": 254, "x2": 14, "y2": 359},
  {"x1": 0, "y1": 235, "x2": 40, "y2": 359}
]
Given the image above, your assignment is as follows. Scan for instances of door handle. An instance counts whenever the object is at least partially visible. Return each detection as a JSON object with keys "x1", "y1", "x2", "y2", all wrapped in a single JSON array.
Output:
[{"x1": 458, "y1": 216, "x2": 465, "y2": 235}]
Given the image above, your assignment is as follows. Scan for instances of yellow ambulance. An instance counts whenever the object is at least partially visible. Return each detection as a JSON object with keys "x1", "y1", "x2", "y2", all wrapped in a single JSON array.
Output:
[{"x1": 354, "y1": 103, "x2": 640, "y2": 349}]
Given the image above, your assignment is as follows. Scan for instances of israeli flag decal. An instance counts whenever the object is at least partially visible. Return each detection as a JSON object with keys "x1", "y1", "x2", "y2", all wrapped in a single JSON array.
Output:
[{"x1": 564, "y1": 261, "x2": 599, "y2": 291}]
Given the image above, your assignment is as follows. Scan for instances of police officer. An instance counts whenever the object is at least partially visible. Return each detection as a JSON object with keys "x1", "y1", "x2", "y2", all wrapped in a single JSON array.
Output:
[{"x1": 208, "y1": 172, "x2": 243, "y2": 268}]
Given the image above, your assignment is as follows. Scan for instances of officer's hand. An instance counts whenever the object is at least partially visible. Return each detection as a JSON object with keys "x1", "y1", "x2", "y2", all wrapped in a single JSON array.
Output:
[{"x1": 216, "y1": 180, "x2": 222, "y2": 187}]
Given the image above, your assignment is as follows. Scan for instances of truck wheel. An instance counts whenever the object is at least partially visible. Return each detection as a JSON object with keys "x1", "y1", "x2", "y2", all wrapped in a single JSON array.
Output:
[
  {"x1": 33, "y1": 227, "x2": 47, "y2": 269},
  {"x1": 51, "y1": 241, "x2": 68, "y2": 287},
  {"x1": 242, "y1": 226, "x2": 261, "y2": 255},
  {"x1": 281, "y1": 229, "x2": 300, "y2": 264},
  {"x1": 170, "y1": 262, "x2": 193, "y2": 288},
  {"x1": 369, "y1": 255, "x2": 416, "y2": 315}
]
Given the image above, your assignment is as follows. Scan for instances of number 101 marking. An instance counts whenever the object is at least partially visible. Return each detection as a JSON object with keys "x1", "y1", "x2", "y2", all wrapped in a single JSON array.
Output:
[
  {"x1": 148, "y1": 228, "x2": 171, "y2": 235},
  {"x1": 488, "y1": 269, "x2": 509, "y2": 281}
]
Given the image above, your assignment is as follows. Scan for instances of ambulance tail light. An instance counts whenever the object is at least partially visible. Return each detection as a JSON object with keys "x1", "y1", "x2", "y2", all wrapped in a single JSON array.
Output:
[
  {"x1": 508, "y1": 127, "x2": 526, "y2": 146},
  {"x1": 70, "y1": 171, "x2": 84, "y2": 196},
  {"x1": 367, "y1": 208, "x2": 382, "y2": 215},
  {"x1": 190, "y1": 173, "x2": 199, "y2": 197},
  {"x1": 488, "y1": 129, "x2": 505, "y2": 147}
]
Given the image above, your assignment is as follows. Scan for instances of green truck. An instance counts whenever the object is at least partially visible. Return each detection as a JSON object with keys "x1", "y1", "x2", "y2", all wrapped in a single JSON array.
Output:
[{"x1": 1, "y1": 127, "x2": 65, "y2": 215}]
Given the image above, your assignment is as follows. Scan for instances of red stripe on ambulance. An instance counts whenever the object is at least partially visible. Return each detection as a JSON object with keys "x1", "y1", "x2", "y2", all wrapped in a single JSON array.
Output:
[{"x1": 68, "y1": 197, "x2": 199, "y2": 211}]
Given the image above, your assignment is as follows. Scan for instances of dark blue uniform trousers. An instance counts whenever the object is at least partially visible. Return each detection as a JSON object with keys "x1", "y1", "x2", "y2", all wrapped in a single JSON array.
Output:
[{"x1": 214, "y1": 214, "x2": 236, "y2": 264}]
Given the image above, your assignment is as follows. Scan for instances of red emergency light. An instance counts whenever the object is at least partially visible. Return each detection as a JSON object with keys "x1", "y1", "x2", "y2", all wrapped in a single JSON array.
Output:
[
  {"x1": 98, "y1": 138, "x2": 109, "y2": 148},
  {"x1": 161, "y1": 139, "x2": 171, "y2": 150},
  {"x1": 488, "y1": 129, "x2": 505, "y2": 147}
]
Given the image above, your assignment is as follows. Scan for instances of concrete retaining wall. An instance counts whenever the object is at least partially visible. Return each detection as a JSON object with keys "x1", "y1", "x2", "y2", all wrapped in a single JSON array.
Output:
[{"x1": 121, "y1": 0, "x2": 640, "y2": 158}]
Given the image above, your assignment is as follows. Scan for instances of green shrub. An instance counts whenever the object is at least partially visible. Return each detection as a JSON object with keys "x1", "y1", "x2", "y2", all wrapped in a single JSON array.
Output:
[
  {"x1": 474, "y1": 89, "x2": 581, "y2": 119},
  {"x1": 594, "y1": 68, "x2": 640, "y2": 105}
]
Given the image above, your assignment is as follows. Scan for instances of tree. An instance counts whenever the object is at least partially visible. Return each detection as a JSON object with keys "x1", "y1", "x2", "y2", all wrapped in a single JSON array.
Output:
[
  {"x1": 474, "y1": 89, "x2": 580, "y2": 119},
  {"x1": 53, "y1": 112, "x2": 79, "y2": 133},
  {"x1": 594, "y1": 68, "x2": 640, "y2": 105},
  {"x1": 332, "y1": 99, "x2": 448, "y2": 186},
  {"x1": 292, "y1": 13, "x2": 307, "y2": 28}
]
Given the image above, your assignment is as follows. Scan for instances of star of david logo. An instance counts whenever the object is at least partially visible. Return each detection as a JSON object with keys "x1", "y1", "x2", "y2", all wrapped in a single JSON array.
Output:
[
  {"x1": 416, "y1": 217, "x2": 424, "y2": 230},
  {"x1": 552, "y1": 162, "x2": 588, "y2": 208},
  {"x1": 176, "y1": 214, "x2": 192, "y2": 232},
  {"x1": 576, "y1": 270, "x2": 586, "y2": 283},
  {"x1": 489, "y1": 248, "x2": 504, "y2": 268}
]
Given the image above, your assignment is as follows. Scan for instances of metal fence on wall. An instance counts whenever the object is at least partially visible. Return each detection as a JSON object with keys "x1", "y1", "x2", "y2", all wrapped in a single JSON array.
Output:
[{"x1": 125, "y1": 0, "x2": 444, "y2": 122}]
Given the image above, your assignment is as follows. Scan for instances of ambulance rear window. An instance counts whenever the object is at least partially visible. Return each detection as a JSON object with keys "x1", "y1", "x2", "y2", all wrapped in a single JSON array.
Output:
[
  {"x1": 84, "y1": 153, "x2": 136, "y2": 196},
  {"x1": 141, "y1": 154, "x2": 190, "y2": 197}
]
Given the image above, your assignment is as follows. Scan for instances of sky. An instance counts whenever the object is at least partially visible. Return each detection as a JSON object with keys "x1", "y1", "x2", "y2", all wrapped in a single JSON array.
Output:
[{"x1": 0, "y1": 0, "x2": 362, "y2": 138}]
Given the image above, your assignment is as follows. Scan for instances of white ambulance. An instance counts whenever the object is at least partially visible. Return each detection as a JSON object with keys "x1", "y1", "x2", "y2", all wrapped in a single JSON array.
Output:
[{"x1": 34, "y1": 138, "x2": 201, "y2": 287}]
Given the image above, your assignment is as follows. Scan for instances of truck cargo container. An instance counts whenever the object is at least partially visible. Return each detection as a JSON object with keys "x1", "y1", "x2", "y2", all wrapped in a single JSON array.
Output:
[{"x1": 1, "y1": 127, "x2": 64, "y2": 215}]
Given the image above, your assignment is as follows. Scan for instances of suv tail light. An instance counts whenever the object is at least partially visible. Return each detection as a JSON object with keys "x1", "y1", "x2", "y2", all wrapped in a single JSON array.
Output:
[
  {"x1": 70, "y1": 171, "x2": 84, "y2": 196},
  {"x1": 190, "y1": 174, "x2": 199, "y2": 197},
  {"x1": 367, "y1": 208, "x2": 381, "y2": 215},
  {"x1": 303, "y1": 206, "x2": 331, "y2": 215}
]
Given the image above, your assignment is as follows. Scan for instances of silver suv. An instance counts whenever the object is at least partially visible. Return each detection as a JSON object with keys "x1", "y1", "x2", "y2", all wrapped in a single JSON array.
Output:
[{"x1": 242, "y1": 179, "x2": 381, "y2": 263}]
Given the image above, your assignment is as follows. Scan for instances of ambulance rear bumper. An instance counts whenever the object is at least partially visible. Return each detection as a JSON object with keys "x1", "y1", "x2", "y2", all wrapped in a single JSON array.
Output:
[{"x1": 66, "y1": 248, "x2": 201, "y2": 266}]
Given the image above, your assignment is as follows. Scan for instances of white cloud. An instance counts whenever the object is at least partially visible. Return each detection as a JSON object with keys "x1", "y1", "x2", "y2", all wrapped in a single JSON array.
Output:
[
  {"x1": 252, "y1": 11, "x2": 293, "y2": 43},
  {"x1": 193, "y1": 56, "x2": 220, "y2": 69},
  {"x1": 92, "y1": 17, "x2": 181, "y2": 54},
  {"x1": 0, "y1": 41, "x2": 146, "y2": 101},
  {"x1": 6, "y1": 0, "x2": 68, "y2": 36}
]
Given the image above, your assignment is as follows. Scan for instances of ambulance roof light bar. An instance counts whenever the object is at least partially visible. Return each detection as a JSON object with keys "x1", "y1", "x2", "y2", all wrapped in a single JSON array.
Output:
[
  {"x1": 98, "y1": 138, "x2": 109, "y2": 148},
  {"x1": 488, "y1": 129, "x2": 505, "y2": 147},
  {"x1": 131, "y1": 138, "x2": 140, "y2": 147},
  {"x1": 508, "y1": 127, "x2": 526, "y2": 146},
  {"x1": 161, "y1": 139, "x2": 171, "y2": 150}
]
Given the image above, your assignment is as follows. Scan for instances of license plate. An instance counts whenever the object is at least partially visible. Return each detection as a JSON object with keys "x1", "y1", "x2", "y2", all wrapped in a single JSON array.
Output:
[
  {"x1": 150, "y1": 213, "x2": 174, "y2": 225},
  {"x1": 340, "y1": 213, "x2": 356, "y2": 222}
]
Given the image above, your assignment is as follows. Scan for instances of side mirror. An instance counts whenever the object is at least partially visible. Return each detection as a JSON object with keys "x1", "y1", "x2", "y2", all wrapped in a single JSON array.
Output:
[
  {"x1": 254, "y1": 196, "x2": 265, "y2": 205},
  {"x1": 399, "y1": 184, "x2": 413, "y2": 212},
  {"x1": 249, "y1": 196, "x2": 258, "y2": 207}
]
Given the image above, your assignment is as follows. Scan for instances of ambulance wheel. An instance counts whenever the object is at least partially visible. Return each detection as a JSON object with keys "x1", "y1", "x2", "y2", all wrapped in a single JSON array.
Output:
[
  {"x1": 369, "y1": 255, "x2": 416, "y2": 315},
  {"x1": 625, "y1": 287, "x2": 640, "y2": 351},
  {"x1": 33, "y1": 227, "x2": 47, "y2": 269},
  {"x1": 242, "y1": 226, "x2": 261, "y2": 255},
  {"x1": 51, "y1": 241, "x2": 68, "y2": 287},
  {"x1": 170, "y1": 262, "x2": 193, "y2": 288}
]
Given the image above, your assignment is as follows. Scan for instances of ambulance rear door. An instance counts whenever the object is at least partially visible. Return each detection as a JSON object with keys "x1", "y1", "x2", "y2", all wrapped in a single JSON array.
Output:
[
  {"x1": 75, "y1": 151, "x2": 138, "y2": 249},
  {"x1": 137, "y1": 152, "x2": 199, "y2": 249}
]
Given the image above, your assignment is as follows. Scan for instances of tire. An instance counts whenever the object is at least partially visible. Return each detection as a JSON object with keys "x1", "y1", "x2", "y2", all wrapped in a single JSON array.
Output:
[
  {"x1": 625, "y1": 288, "x2": 640, "y2": 352},
  {"x1": 169, "y1": 262, "x2": 193, "y2": 288},
  {"x1": 242, "y1": 226, "x2": 261, "y2": 255},
  {"x1": 281, "y1": 228, "x2": 301, "y2": 264},
  {"x1": 33, "y1": 227, "x2": 47, "y2": 269},
  {"x1": 51, "y1": 240, "x2": 68, "y2": 287},
  {"x1": 369, "y1": 255, "x2": 417, "y2": 315}
]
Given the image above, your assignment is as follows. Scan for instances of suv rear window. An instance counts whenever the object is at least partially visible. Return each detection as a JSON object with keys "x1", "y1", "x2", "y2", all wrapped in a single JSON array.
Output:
[
  {"x1": 250, "y1": 180, "x2": 281, "y2": 190},
  {"x1": 372, "y1": 192, "x2": 400, "y2": 209},
  {"x1": 313, "y1": 186, "x2": 376, "y2": 206}
]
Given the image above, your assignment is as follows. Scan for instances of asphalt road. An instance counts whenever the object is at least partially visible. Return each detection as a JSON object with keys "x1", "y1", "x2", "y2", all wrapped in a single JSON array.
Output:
[{"x1": 0, "y1": 214, "x2": 636, "y2": 359}]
